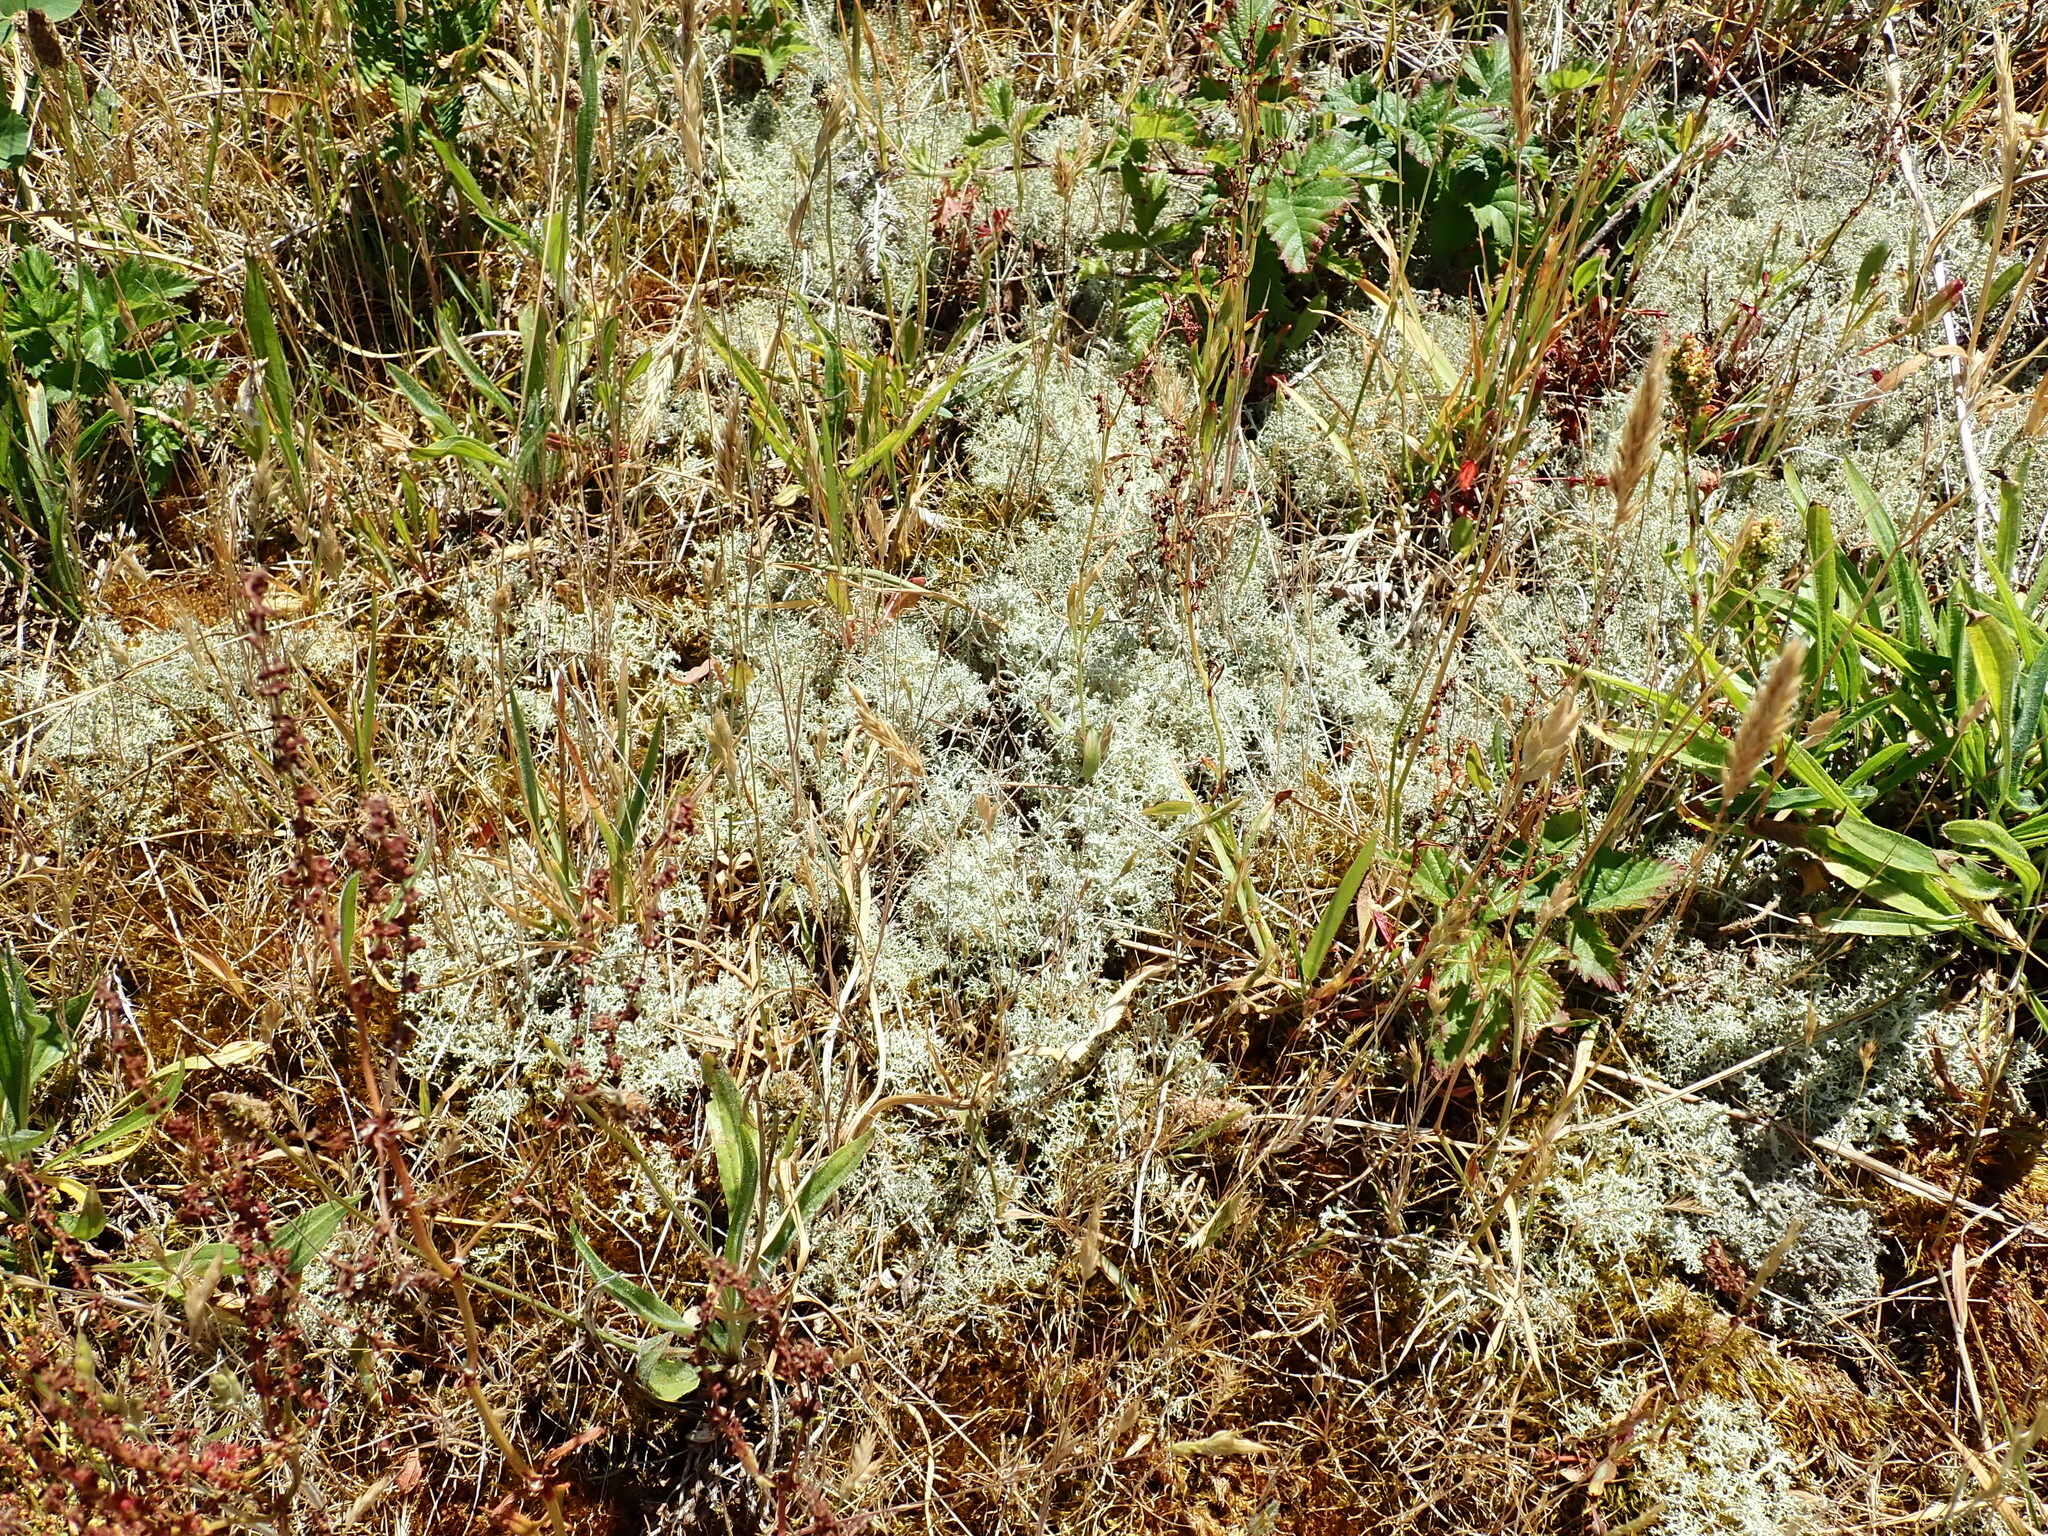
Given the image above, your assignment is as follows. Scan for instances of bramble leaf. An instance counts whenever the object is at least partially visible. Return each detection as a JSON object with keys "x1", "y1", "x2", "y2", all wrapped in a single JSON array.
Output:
[
  {"x1": 1262, "y1": 170, "x2": 1354, "y2": 274},
  {"x1": 1580, "y1": 854, "x2": 1679, "y2": 913}
]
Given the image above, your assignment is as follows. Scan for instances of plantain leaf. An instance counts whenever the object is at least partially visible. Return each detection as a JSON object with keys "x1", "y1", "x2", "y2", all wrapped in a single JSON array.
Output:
[
  {"x1": 1301, "y1": 841, "x2": 1377, "y2": 988},
  {"x1": 636, "y1": 1339, "x2": 701, "y2": 1401},
  {"x1": 702, "y1": 1056, "x2": 760, "y2": 1262},
  {"x1": 572, "y1": 1226, "x2": 695, "y2": 1335},
  {"x1": 275, "y1": 1201, "x2": 349, "y2": 1272},
  {"x1": 1968, "y1": 616, "x2": 2020, "y2": 737},
  {"x1": 2009, "y1": 641, "x2": 2048, "y2": 797},
  {"x1": 0, "y1": 952, "x2": 67, "y2": 1137},
  {"x1": 762, "y1": 1131, "x2": 873, "y2": 1266},
  {"x1": 1822, "y1": 907, "x2": 1968, "y2": 937},
  {"x1": 1943, "y1": 819, "x2": 2039, "y2": 897},
  {"x1": 1817, "y1": 819, "x2": 1945, "y2": 878}
]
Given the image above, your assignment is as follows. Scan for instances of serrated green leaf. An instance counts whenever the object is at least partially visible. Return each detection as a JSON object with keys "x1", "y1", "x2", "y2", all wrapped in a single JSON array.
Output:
[
  {"x1": 1514, "y1": 946, "x2": 1565, "y2": 1025},
  {"x1": 1564, "y1": 913, "x2": 1620, "y2": 989},
  {"x1": 1295, "y1": 129, "x2": 1390, "y2": 182},
  {"x1": 1411, "y1": 846, "x2": 1457, "y2": 906},
  {"x1": 1262, "y1": 172, "x2": 1354, "y2": 275},
  {"x1": 1460, "y1": 37, "x2": 1514, "y2": 103},
  {"x1": 1579, "y1": 854, "x2": 1678, "y2": 913},
  {"x1": 1129, "y1": 93, "x2": 1201, "y2": 146},
  {"x1": 1217, "y1": 0, "x2": 1278, "y2": 73}
]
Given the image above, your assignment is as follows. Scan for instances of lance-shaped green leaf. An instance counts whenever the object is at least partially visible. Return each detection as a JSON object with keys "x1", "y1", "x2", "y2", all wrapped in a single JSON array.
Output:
[
  {"x1": 762, "y1": 1131, "x2": 872, "y2": 1266},
  {"x1": 572, "y1": 1226, "x2": 696, "y2": 1335}
]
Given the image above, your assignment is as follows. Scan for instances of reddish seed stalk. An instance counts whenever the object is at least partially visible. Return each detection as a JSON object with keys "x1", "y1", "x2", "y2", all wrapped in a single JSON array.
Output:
[{"x1": 244, "y1": 567, "x2": 566, "y2": 1535}]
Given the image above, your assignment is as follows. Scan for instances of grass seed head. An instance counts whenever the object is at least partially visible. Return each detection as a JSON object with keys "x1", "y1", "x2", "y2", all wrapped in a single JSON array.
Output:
[
  {"x1": 1611, "y1": 337, "x2": 1671, "y2": 523},
  {"x1": 1722, "y1": 637, "x2": 1808, "y2": 805}
]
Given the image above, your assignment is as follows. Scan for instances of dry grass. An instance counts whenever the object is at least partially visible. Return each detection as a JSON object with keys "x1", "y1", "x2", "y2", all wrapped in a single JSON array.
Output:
[{"x1": 0, "y1": 1, "x2": 2045, "y2": 1534}]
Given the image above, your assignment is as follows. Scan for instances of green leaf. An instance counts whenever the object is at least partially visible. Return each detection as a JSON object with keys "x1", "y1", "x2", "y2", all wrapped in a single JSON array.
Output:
[
  {"x1": 843, "y1": 357, "x2": 972, "y2": 483},
  {"x1": 762, "y1": 1131, "x2": 873, "y2": 1266},
  {"x1": 0, "y1": 109, "x2": 29, "y2": 167},
  {"x1": 1513, "y1": 941, "x2": 1566, "y2": 1025},
  {"x1": 57, "y1": 1182, "x2": 105, "y2": 1241},
  {"x1": 702, "y1": 1056, "x2": 759, "y2": 1262},
  {"x1": 427, "y1": 133, "x2": 533, "y2": 253},
  {"x1": 1295, "y1": 129, "x2": 1390, "y2": 182},
  {"x1": 635, "y1": 1338, "x2": 701, "y2": 1401},
  {"x1": 1840, "y1": 740, "x2": 1914, "y2": 790},
  {"x1": 1564, "y1": 913, "x2": 1620, "y2": 989},
  {"x1": 1968, "y1": 616, "x2": 2021, "y2": 736},
  {"x1": 607, "y1": 715, "x2": 665, "y2": 902},
  {"x1": 1584, "y1": 716, "x2": 1729, "y2": 774},
  {"x1": 44, "y1": 1099, "x2": 166, "y2": 1170},
  {"x1": 337, "y1": 871, "x2": 360, "y2": 977},
  {"x1": 1411, "y1": 846, "x2": 1457, "y2": 906},
  {"x1": 0, "y1": 1127, "x2": 52, "y2": 1160},
  {"x1": 1937, "y1": 857, "x2": 2010, "y2": 905},
  {"x1": 1128, "y1": 92, "x2": 1200, "y2": 146},
  {"x1": 1300, "y1": 841, "x2": 1377, "y2": 987},
  {"x1": 1216, "y1": 0, "x2": 1278, "y2": 73},
  {"x1": 1945, "y1": 819, "x2": 2040, "y2": 897},
  {"x1": 433, "y1": 306, "x2": 516, "y2": 419},
  {"x1": 1996, "y1": 475, "x2": 2022, "y2": 580},
  {"x1": 1850, "y1": 241, "x2": 1891, "y2": 307},
  {"x1": 702, "y1": 320, "x2": 798, "y2": 467},
  {"x1": 1262, "y1": 171, "x2": 1354, "y2": 275},
  {"x1": 1539, "y1": 66, "x2": 1603, "y2": 95},
  {"x1": 506, "y1": 688, "x2": 551, "y2": 869},
  {"x1": 115, "y1": 1201, "x2": 349, "y2": 1294},
  {"x1": 242, "y1": 258, "x2": 304, "y2": 506},
  {"x1": 1822, "y1": 907, "x2": 1968, "y2": 937},
  {"x1": 1579, "y1": 854, "x2": 1678, "y2": 913},
  {"x1": 275, "y1": 1201, "x2": 349, "y2": 1272},
  {"x1": 572, "y1": 1226, "x2": 696, "y2": 1335},
  {"x1": 1539, "y1": 809, "x2": 1585, "y2": 855},
  {"x1": 1460, "y1": 37, "x2": 1514, "y2": 103},
  {"x1": 1817, "y1": 819, "x2": 1946, "y2": 878},
  {"x1": 0, "y1": 952, "x2": 67, "y2": 1139},
  {"x1": 1822, "y1": 866, "x2": 1962, "y2": 922},
  {"x1": 2008, "y1": 640, "x2": 2048, "y2": 796}
]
